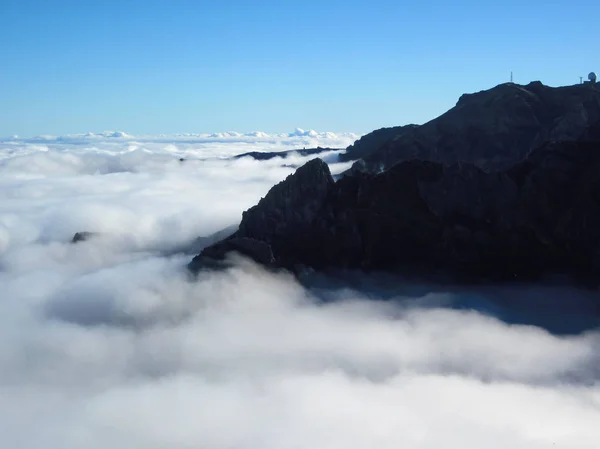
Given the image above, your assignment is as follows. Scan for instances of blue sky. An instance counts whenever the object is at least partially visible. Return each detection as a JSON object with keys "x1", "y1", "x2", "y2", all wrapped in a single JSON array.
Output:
[{"x1": 1, "y1": 0, "x2": 597, "y2": 137}]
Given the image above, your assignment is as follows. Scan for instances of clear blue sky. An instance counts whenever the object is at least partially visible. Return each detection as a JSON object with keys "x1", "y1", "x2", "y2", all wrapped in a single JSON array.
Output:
[{"x1": 1, "y1": 0, "x2": 597, "y2": 137}]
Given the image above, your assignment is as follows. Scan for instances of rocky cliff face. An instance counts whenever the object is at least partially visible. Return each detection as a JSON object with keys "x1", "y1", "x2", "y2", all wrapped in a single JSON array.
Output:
[
  {"x1": 190, "y1": 82, "x2": 600, "y2": 285},
  {"x1": 342, "y1": 82, "x2": 600, "y2": 173},
  {"x1": 188, "y1": 159, "x2": 334, "y2": 272},
  {"x1": 191, "y1": 140, "x2": 600, "y2": 286},
  {"x1": 237, "y1": 158, "x2": 334, "y2": 242}
]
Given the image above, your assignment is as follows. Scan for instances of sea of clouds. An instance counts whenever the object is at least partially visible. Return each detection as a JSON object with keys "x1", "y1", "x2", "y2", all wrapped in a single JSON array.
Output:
[{"x1": 0, "y1": 130, "x2": 599, "y2": 449}]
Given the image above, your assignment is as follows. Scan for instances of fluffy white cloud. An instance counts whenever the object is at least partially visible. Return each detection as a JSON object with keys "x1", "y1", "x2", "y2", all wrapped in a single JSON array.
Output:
[
  {"x1": 0, "y1": 135, "x2": 598, "y2": 449},
  {"x1": 288, "y1": 127, "x2": 319, "y2": 137},
  {"x1": 3, "y1": 129, "x2": 359, "y2": 149}
]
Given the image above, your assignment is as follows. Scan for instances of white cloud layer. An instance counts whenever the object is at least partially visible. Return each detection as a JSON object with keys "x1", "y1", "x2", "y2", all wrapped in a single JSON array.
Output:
[{"x1": 0, "y1": 134, "x2": 598, "y2": 449}]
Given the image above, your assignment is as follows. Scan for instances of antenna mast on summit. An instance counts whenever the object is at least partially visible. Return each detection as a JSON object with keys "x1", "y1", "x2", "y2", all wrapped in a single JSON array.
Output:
[{"x1": 510, "y1": 71, "x2": 513, "y2": 83}]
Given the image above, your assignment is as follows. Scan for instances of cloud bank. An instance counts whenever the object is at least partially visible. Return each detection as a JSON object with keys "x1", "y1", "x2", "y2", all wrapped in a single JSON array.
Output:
[{"x1": 0, "y1": 134, "x2": 598, "y2": 449}]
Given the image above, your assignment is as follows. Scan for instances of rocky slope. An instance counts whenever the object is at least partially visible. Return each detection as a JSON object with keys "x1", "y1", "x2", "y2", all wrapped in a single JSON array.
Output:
[
  {"x1": 190, "y1": 139, "x2": 600, "y2": 286},
  {"x1": 342, "y1": 82, "x2": 600, "y2": 173},
  {"x1": 338, "y1": 125, "x2": 415, "y2": 162}
]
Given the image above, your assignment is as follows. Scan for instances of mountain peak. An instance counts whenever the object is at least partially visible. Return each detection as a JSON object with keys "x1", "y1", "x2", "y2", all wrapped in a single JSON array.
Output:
[{"x1": 344, "y1": 82, "x2": 600, "y2": 174}]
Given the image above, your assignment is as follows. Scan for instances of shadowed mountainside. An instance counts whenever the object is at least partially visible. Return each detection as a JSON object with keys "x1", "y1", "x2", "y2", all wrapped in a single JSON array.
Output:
[
  {"x1": 190, "y1": 82, "x2": 600, "y2": 289},
  {"x1": 342, "y1": 82, "x2": 600, "y2": 173},
  {"x1": 190, "y1": 140, "x2": 600, "y2": 287}
]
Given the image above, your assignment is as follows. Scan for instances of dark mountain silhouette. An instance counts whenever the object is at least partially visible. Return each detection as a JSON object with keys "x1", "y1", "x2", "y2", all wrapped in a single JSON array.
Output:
[
  {"x1": 190, "y1": 83, "x2": 600, "y2": 289},
  {"x1": 190, "y1": 140, "x2": 600, "y2": 286},
  {"x1": 342, "y1": 81, "x2": 600, "y2": 173}
]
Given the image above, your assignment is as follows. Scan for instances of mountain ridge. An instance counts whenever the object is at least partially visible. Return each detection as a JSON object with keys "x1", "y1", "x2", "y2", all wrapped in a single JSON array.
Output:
[
  {"x1": 190, "y1": 82, "x2": 600, "y2": 288},
  {"x1": 342, "y1": 81, "x2": 600, "y2": 173}
]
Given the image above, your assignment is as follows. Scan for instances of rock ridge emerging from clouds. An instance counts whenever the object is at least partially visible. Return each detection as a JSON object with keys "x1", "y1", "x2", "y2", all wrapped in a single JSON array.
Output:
[
  {"x1": 189, "y1": 159, "x2": 334, "y2": 271},
  {"x1": 190, "y1": 139, "x2": 600, "y2": 286},
  {"x1": 342, "y1": 81, "x2": 600, "y2": 173},
  {"x1": 233, "y1": 147, "x2": 339, "y2": 161},
  {"x1": 190, "y1": 82, "x2": 600, "y2": 285}
]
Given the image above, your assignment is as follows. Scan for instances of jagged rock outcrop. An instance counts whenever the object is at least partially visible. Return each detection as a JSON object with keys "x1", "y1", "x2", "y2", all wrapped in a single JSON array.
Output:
[
  {"x1": 342, "y1": 82, "x2": 600, "y2": 174},
  {"x1": 71, "y1": 232, "x2": 98, "y2": 243},
  {"x1": 237, "y1": 158, "x2": 334, "y2": 240},
  {"x1": 188, "y1": 159, "x2": 334, "y2": 271},
  {"x1": 191, "y1": 141, "x2": 600, "y2": 286}
]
